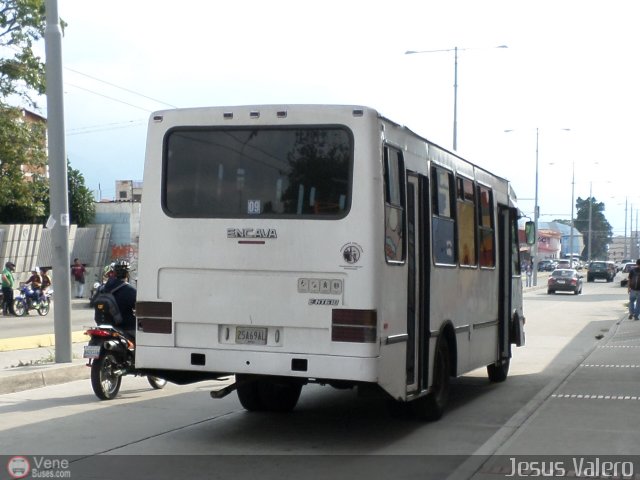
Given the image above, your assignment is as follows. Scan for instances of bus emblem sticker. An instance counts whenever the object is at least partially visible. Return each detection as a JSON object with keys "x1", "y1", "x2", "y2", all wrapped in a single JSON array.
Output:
[{"x1": 341, "y1": 242, "x2": 362, "y2": 264}]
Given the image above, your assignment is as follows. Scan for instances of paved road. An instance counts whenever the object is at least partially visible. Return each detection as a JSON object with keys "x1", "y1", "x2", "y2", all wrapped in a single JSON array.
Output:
[
  {"x1": 0, "y1": 298, "x2": 93, "y2": 342},
  {"x1": 0, "y1": 280, "x2": 631, "y2": 479}
]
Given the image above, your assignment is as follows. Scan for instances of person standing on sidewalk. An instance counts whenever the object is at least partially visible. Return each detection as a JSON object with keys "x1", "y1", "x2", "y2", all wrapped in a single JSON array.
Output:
[
  {"x1": 70, "y1": 258, "x2": 86, "y2": 299},
  {"x1": 627, "y1": 259, "x2": 640, "y2": 320},
  {"x1": 1, "y1": 261, "x2": 17, "y2": 316}
]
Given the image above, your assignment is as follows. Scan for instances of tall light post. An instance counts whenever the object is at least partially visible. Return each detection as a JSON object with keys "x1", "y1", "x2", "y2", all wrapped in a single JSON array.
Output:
[
  {"x1": 625, "y1": 198, "x2": 628, "y2": 259},
  {"x1": 504, "y1": 128, "x2": 540, "y2": 285},
  {"x1": 569, "y1": 159, "x2": 575, "y2": 268},
  {"x1": 505, "y1": 128, "x2": 570, "y2": 285},
  {"x1": 587, "y1": 181, "x2": 593, "y2": 262},
  {"x1": 405, "y1": 45, "x2": 507, "y2": 151}
]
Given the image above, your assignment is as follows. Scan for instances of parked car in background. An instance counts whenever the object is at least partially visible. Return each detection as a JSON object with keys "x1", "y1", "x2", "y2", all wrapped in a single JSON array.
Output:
[
  {"x1": 538, "y1": 259, "x2": 557, "y2": 271},
  {"x1": 620, "y1": 262, "x2": 636, "y2": 287},
  {"x1": 548, "y1": 268, "x2": 584, "y2": 295},
  {"x1": 587, "y1": 261, "x2": 616, "y2": 282},
  {"x1": 617, "y1": 259, "x2": 633, "y2": 272}
]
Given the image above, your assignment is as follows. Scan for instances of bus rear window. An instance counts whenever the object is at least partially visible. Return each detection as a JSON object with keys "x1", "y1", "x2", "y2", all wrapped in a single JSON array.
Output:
[{"x1": 163, "y1": 127, "x2": 353, "y2": 218}]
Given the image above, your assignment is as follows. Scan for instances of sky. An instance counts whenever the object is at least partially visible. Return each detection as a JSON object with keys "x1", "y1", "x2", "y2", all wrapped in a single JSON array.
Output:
[{"x1": 33, "y1": 0, "x2": 640, "y2": 237}]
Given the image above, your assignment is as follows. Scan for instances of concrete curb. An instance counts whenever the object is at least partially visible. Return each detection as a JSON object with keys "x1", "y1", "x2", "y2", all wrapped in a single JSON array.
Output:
[{"x1": 0, "y1": 361, "x2": 89, "y2": 395}]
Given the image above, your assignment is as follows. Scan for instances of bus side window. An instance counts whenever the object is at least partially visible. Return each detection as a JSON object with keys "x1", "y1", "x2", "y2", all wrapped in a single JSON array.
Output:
[
  {"x1": 456, "y1": 176, "x2": 477, "y2": 266},
  {"x1": 383, "y1": 146, "x2": 405, "y2": 263},
  {"x1": 477, "y1": 185, "x2": 495, "y2": 268},
  {"x1": 511, "y1": 213, "x2": 521, "y2": 275},
  {"x1": 431, "y1": 166, "x2": 456, "y2": 265}
]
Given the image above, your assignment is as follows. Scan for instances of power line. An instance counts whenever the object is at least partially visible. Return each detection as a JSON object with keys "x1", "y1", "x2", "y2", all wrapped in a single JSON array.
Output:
[
  {"x1": 65, "y1": 67, "x2": 178, "y2": 109},
  {"x1": 67, "y1": 119, "x2": 145, "y2": 135},
  {"x1": 66, "y1": 82, "x2": 155, "y2": 113}
]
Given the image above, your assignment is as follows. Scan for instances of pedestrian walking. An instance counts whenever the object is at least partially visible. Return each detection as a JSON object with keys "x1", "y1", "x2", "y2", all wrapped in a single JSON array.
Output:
[
  {"x1": 1, "y1": 261, "x2": 17, "y2": 316},
  {"x1": 627, "y1": 259, "x2": 640, "y2": 320},
  {"x1": 525, "y1": 260, "x2": 533, "y2": 287},
  {"x1": 71, "y1": 258, "x2": 86, "y2": 299}
]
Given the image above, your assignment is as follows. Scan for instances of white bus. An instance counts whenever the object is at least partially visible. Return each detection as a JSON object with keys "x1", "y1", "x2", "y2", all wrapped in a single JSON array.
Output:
[{"x1": 135, "y1": 105, "x2": 529, "y2": 420}]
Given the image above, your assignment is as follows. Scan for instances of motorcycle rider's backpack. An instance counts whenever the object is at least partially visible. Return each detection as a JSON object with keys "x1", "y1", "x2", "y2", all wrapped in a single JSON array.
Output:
[{"x1": 93, "y1": 283, "x2": 126, "y2": 326}]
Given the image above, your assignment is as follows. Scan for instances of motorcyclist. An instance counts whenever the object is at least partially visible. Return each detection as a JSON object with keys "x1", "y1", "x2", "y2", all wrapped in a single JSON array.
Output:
[
  {"x1": 39, "y1": 268, "x2": 52, "y2": 303},
  {"x1": 101, "y1": 260, "x2": 137, "y2": 339},
  {"x1": 25, "y1": 268, "x2": 43, "y2": 307}
]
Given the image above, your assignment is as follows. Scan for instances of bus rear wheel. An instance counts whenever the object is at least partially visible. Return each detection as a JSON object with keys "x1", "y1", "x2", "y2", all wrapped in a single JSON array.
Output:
[
  {"x1": 236, "y1": 375, "x2": 266, "y2": 411},
  {"x1": 259, "y1": 379, "x2": 302, "y2": 412},
  {"x1": 413, "y1": 338, "x2": 450, "y2": 421},
  {"x1": 236, "y1": 375, "x2": 302, "y2": 413}
]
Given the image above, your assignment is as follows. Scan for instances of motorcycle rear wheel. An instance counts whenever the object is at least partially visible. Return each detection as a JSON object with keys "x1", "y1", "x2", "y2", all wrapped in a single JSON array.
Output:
[
  {"x1": 147, "y1": 376, "x2": 167, "y2": 389},
  {"x1": 37, "y1": 301, "x2": 50, "y2": 316},
  {"x1": 91, "y1": 353, "x2": 122, "y2": 400}
]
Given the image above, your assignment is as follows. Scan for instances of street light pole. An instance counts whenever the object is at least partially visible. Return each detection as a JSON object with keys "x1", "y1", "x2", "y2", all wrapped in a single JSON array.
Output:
[
  {"x1": 624, "y1": 198, "x2": 628, "y2": 259},
  {"x1": 405, "y1": 45, "x2": 507, "y2": 151},
  {"x1": 587, "y1": 182, "x2": 593, "y2": 262},
  {"x1": 453, "y1": 47, "x2": 458, "y2": 150},
  {"x1": 504, "y1": 127, "x2": 570, "y2": 284},
  {"x1": 570, "y1": 160, "x2": 575, "y2": 268},
  {"x1": 533, "y1": 128, "x2": 540, "y2": 286}
]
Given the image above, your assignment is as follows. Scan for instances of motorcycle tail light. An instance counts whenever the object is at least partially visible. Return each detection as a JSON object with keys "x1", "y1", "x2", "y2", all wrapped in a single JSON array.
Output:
[{"x1": 85, "y1": 328, "x2": 111, "y2": 337}]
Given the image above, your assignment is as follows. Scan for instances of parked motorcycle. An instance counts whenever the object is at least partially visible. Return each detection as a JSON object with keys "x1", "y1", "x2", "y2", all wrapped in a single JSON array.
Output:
[
  {"x1": 83, "y1": 324, "x2": 167, "y2": 400},
  {"x1": 13, "y1": 285, "x2": 53, "y2": 316}
]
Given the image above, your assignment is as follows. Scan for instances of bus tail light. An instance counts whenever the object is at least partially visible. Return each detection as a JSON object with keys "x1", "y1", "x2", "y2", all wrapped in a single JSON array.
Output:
[
  {"x1": 136, "y1": 301, "x2": 172, "y2": 334},
  {"x1": 331, "y1": 309, "x2": 377, "y2": 343}
]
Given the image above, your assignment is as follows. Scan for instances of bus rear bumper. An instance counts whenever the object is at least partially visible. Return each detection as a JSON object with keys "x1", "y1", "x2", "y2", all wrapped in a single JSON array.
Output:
[{"x1": 136, "y1": 346, "x2": 379, "y2": 383}]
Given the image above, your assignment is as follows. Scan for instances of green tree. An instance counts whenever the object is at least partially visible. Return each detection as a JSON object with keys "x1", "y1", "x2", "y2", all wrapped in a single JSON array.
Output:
[
  {"x1": 0, "y1": 0, "x2": 49, "y2": 107},
  {"x1": 0, "y1": 0, "x2": 48, "y2": 222},
  {"x1": 0, "y1": 1, "x2": 73, "y2": 224},
  {"x1": 574, "y1": 196, "x2": 613, "y2": 261},
  {"x1": 66, "y1": 163, "x2": 95, "y2": 226},
  {"x1": 0, "y1": 104, "x2": 48, "y2": 223}
]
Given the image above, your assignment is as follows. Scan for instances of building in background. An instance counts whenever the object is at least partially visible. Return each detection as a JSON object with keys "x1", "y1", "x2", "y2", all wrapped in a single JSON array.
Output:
[{"x1": 115, "y1": 180, "x2": 143, "y2": 202}]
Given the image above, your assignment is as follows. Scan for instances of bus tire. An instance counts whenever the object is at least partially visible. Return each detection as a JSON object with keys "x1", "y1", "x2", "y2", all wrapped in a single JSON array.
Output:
[
  {"x1": 259, "y1": 379, "x2": 302, "y2": 413},
  {"x1": 236, "y1": 375, "x2": 266, "y2": 412},
  {"x1": 413, "y1": 338, "x2": 450, "y2": 421},
  {"x1": 487, "y1": 358, "x2": 510, "y2": 383}
]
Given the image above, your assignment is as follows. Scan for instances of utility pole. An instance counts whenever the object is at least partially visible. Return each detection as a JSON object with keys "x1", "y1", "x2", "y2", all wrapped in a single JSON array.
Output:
[{"x1": 45, "y1": 0, "x2": 72, "y2": 363}]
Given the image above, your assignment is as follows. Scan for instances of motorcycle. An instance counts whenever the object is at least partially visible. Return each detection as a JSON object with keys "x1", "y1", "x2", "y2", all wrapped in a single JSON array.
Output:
[
  {"x1": 13, "y1": 285, "x2": 53, "y2": 316},
  {"x1": 83, "y1": 324, "x2": 167, "y2": 400}
]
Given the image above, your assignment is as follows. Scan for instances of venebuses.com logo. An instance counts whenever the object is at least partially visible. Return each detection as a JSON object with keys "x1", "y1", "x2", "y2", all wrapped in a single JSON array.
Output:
[
  {"x1": 7, "y1": 456, "x2": 30, "y2": 479},
  {"x1": 6, "y1": 455, "x2": 71, "y2": 478}
]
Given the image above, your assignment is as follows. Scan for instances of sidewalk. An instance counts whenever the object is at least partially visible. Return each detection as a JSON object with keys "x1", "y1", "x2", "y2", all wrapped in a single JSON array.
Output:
[
  {"x1": 0, "y1": 342, "x2": 89, "y2": 395},
  {"x1": 449, "y1": 311, "x2": 640, "y2": 479}
]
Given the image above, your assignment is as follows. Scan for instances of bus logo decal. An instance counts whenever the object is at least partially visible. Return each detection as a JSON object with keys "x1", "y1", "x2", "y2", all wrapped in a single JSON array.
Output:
[
  {"x1": 227, "y1": 228, "x2": 277, "y2": 239},
  {"x1": 341, "y1": 242, "x2": 362, "y2": 264}
]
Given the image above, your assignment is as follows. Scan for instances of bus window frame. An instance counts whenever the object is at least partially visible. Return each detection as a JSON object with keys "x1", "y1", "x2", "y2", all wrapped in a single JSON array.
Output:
[
  {"x1": 477, "y1": 183, "x2": 496, "y2": 269},
  {"x1": 160, "y1": 125, "x2": 355, "y2": 220},
  {"x1": 383, "y1": 144, "x2": 406, "y2": 265},
  {"x1": 431, "y1": 164, "x2": 457, "y2": 267},
  {"x1": 456, "y1": 174, "x2": 478, "y2": 268}
]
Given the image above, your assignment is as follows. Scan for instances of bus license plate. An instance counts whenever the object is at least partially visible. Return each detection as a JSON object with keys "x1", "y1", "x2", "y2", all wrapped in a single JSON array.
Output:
[
  {"x1": 235, "y1": 327, "x2": 267, "y2": 345},
  {"x1": 83, "y1": 345, "x2": 101, "y2": 359}
]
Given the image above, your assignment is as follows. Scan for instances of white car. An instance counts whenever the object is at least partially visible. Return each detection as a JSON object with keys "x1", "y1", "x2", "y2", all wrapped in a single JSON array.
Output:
[{"x1": 620, "y1": 262, "x2": 636, "y2": 287}]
